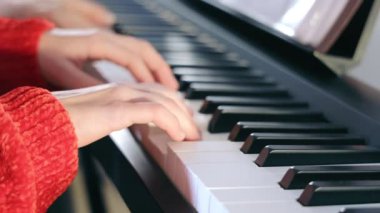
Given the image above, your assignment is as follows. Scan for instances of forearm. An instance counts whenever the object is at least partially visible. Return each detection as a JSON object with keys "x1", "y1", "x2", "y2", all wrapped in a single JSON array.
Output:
[{"x1": 0, "y1": 0, "x2": 60, "y2": 18}]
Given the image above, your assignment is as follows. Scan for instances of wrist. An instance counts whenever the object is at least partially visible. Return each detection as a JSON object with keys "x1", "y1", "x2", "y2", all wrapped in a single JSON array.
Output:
[{"x1": 0, "y1": 0, "x2": 61, "y2": 18}]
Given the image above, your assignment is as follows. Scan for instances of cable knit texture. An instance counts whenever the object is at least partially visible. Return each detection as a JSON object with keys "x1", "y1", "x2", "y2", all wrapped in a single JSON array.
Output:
[
  {"x1": 0, "y1": 18, "x2": 54, "y2": 94},
  {"x1": 0, "y1": 87, "x2": 78, "y2": 212}
]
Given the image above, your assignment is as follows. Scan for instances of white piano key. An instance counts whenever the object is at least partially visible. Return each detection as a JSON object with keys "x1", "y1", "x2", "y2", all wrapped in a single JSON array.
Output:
[
  {"x1": 188, "y1": 163, "x2": 285, "y2": 212},
  {"x1": 221, "y1": 201, "x2": 339, "y2": 213},
  {"x1": 174, "y1": 150, "x2": 254, "y2": 164},
  {"x1": 167, "y1": 150, "x2": 199, "y2": 207},
  {"x1": 187, "y1": 163, "x2": 283, "y2": 188},
  {"x1": 221, "y1": 202, "x2": 380, "y2": 213},
  {"x1": 97, "y1": 61, "x2": 380, "y2": 213},
  {"x1": 168, "y1": 140, "x2": 241, "y2": 153},
  {"x1": 144, "y1": 126, "x2": 173, "y2": 168},
  {"x1": 210, "y1": 187, "x2": 302, "y2": 203}
]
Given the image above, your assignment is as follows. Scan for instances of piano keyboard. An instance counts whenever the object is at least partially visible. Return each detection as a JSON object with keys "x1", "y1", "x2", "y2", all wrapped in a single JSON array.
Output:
[{"x1": 94, "y1": 0, "x2": 380, "y2": 212}]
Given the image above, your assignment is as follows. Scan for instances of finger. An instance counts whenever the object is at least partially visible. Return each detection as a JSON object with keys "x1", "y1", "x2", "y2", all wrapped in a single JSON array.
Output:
[
  {"x1": 136, "y1": 91, "x2": 200, "y2": 140},
  {"x1": 112, "y1": 36, "x2": 179, "y2": 90},
  {"x1": 62, "y1": 95, "x2": 187, "y2": 147},
  {"x1": 106, "y1": 85, "x2": 198, "y2": 141},
  {"x1": 130, "y1": 83, "x2": 192, "y2": 116},
  {"x1": 123, "y1": 101, "x2": 186, "y2": 141},
  {"x1": 100, "y1": 84, "x2": 147, "y2": 102},
  {"x1": 88, "y1": 38, "x2": 156, "y2": 83},
  {"x1": 71, "y1": 0, "x2": 115, "y2": 26},
  {"x1": 139, "y1": 41, "x2": 179, "y2": 90},
  {"x1": 108, "y1": 83, "x2": 192, "y2": 118},
  {"x1": 48, "y1": 10, "x2": 99, "y2": 28}
]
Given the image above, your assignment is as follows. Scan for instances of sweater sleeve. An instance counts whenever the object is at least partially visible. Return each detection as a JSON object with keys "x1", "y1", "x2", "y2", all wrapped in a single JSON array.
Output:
[
  {"x1": 0, "y1": 86, "x2": 78, "y2": 212},
  {"x1": 0, "y1": 18, "x2": 54, "y2": 94}
]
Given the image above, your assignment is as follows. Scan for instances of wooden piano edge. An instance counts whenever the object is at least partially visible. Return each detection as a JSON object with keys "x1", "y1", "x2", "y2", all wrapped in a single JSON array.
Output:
[{"x1": 82, "y1": 125, "x2": 196, "y2": 213}]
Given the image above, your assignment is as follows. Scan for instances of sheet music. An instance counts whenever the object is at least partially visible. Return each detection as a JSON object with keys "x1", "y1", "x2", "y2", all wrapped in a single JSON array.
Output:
[{"x1": 215, "y1": 0, "x2": 361, "y2": 52}]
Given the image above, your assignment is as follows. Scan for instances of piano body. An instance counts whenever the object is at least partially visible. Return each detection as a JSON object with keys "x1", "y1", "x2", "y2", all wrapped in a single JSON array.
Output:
[{"x1": 85, "y1": 0, "x2": 380, "y2": 212}]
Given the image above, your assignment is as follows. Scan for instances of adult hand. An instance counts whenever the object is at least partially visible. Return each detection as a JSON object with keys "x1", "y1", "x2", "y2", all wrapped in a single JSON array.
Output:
[
  {"x1": 58, "y1": 83, "x2": 200, "y2": 147},
  {"x1": 42, "y1": 0, "x2": 116, "y2": 28},
  {"x1": 0, "y1": 0, "x2": 115, "y2": 28},
  {"x1": 38, "y1": 30, "x2": 179, "y2": 90}
]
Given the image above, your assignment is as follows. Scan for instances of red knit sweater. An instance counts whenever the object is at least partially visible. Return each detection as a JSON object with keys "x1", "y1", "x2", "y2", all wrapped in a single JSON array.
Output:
[
  {"x1": 0, "y1": 18, "x2": 78, "y2": 212},
  {"x1": 0, "y1": 18, "x2": 52, "y2": 94}
]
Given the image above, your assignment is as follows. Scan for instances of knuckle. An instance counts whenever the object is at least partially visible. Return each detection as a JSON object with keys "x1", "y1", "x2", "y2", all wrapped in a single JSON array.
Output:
[
  {"x1": 140, "y1": 40, "x2": 154, "y2": 50},
  {"x1": 123, "y1": 55, "x2": 139, "y2": 68},
  {"x1": 128, "y1": 54, "x2": 142, "y2": 64},
  {"x1": 151, "y1": 103, "x2": 165, "y2": 114},
  {"x1": 89, "y1": 32, "x2": 105, "y2": 43},
  {"x1": 109, "y1": 86, "x2": 125, "y2": 98},
  {"x1": 162, "y1": 96, "x2": 177, "y2": 108},
  {"x1": 166, "y1": 91, "x2": 181, "y2": 101},
  {"x1": 151, "y1": 104, "x2": 171, "y2": 120}
]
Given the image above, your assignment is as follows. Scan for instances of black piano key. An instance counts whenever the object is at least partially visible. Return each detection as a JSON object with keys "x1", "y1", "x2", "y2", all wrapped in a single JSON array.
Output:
[
  {"x1": 116, "y1": 18, "x2": 173, "y2": 26},
  {"x1": 163, "y1": 52, "x2": 238, "y2": 61},
  {"x1": 116, "y1": 13, "x2": 168, "y2": 21},
  {"x1": 153, "y1": 43, "x2": 226, "y2": 53},
  {"x1": 167, "y1": 58, "x2": 250, "y2": 69},
  {"x1": 149, "y1": 40, "x2": 215, "y2": 47},
  {"x1": 174, "y1": 68, "x2": 260, "y2": 79},
  {"x1": 166, "y1": 56, "x2": 240, "y2": 67},
  {"x1": 117, "y1": 22, "x2": 174, "y2": 27},
  {"x1": 108, "y1": 3, "x2": 146, "y2": 7},
  {"x1": 280, "y1": 165, "x2": 380, "y2": 189},
  {"x1": 186, "y1": 84, "x2": 289, "y2": 100},
  {"x1": 340, "y1": 207, "x2": 380, "y2": 213},
  {"x1": 241, "y1": 133, "x2": 365, "y2": 153},
  {"x1": 255, "y1": 145, "x2": 380, "y2": 167},
  {"x1": 229, "y1": 122, "x2": 347, "y2": 141},
  {"x1": 132, "y1": 31, "x2": 198, "y2": 38},
  {"x1": 200, "y1": 96, "x2": 306, "y2": 114},
  {"x1": 149, "y1": 38, "x2": 221, "y2": 48},
  {"x1": 209, "y1": 106, "x2": 326, "y2": 133},
  {"x1": 163, "y1": 50, "x2": 230, "y2": 59},
  {"x1": 157, "y1": 42, "x2": 223, "y2": 51},
  {"x1": 145, "y1": 36, "x2": 200, "y2": 42},
  {"x1": 140, "y1": 34, "x2": 204, "y2": 41},
  {"x1": 131, "y1": 31, "x2": 198, "y2": 38},
  {"x1": 180, "y1": 76, "x2": 273, "y2": 91},
  {"x1": 112, "y1": 7, "x2": 154, "y2": 14},
  {"x1": 298, "y1": 180, "x2": 380, "y2": 206},
  {"x1": 147, "y1": 34, "x2": 220, "y2": 43},
  {"x1": 112, "y1": 14, "x2": 162, "y2": 20},
  {"x1": 116, "y1": 14, "x2": 172, "y2": 22},
  {"x1": 150, "y1": 40, "x2": 219, "y2": 48},
  {"x1": 114, "y1": 24, "x2": 182, "y2": 33},
  {"x1": 178, "y1": 59, "x2": 248, "y2": 67},
  {"x1": 114, "y1": 24, "x2": 197, "y2": 37}
]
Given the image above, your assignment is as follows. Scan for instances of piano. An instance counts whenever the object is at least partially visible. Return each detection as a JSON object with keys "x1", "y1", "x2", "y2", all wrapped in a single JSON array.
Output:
[{"x1": 84, "y1": 0, "x2": 380, "y2": 212}]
